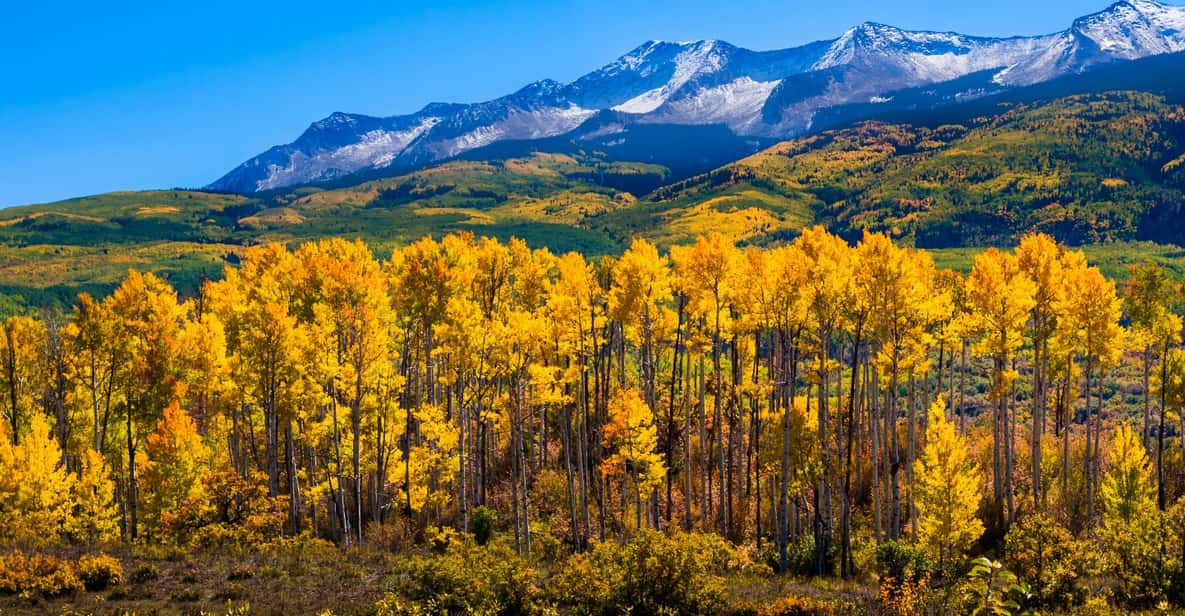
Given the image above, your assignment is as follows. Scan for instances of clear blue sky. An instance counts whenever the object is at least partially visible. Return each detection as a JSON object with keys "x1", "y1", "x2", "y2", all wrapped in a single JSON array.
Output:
[{"x1": 0, "y1": 1, "x2": 1115, "y2": 207}]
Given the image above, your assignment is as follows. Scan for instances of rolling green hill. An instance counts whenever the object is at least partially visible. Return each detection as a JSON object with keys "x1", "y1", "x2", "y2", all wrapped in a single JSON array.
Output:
[
  {"x1": 0, "y1": 152, "x2": 657, "y2": 306},
  {"x1": 5, "y1": 91, "x2": 1185, "y2": 311}
]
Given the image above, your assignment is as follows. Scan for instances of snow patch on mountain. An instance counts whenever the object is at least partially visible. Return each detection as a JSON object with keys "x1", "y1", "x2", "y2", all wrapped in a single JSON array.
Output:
[
  {"x1": 645, "y1": 77, "x2": 781, "y2": 132},
  {"x1": 613, "y1": 88, "x2": 669, "y2": 114},
  {"x1": 611, "y1": 40, "x2": 730, "y2": 114},
  {"x1": 253, "y1": 117, "x2": 440, "y2": 191},
  {"x1": 423, "y1": 105, "x2": 597, "y2": 159}
]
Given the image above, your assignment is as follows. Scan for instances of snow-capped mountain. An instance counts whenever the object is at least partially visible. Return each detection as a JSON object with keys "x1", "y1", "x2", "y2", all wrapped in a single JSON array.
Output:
[{"x1": 209, "y1": 0, "x2": 1185, "y2": 194}]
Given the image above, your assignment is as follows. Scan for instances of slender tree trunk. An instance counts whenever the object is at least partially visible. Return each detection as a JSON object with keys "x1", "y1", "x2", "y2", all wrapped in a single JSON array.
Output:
[
  {"x1": 1158, "y1": 343, "x2": 1168, "y2": 511},
  {"x1": 684, "y1": 350, "x2": 694, "y2": 531},
  {"x1": 870, "y1": 362, "x2": 882, "y2": 543},
  {"x1": 329, "y1": 391, "x2": 350, "y2": 545},
  {"x1": 841, "y1": 332, "x2": 862, "y2": 578},
  {"x1": 1143, "y1": 348, "x2": 1152, "y2": 453},
  {"x1": 959, "y1": 341, "x2": 968, "y2": 434},
  {"x1": 286, "y1": 420, "x2": 301, "y2": 533},
  {"x1": 126, "y1": 407, "x2": 138, "y2": 540},
  {"x1": 1084, "y1": 357, "x2": 1095, "y2": 526},
  {"x1": 563, "y1": 396, "x2": 579, "y2": 546},
  {"x1": 1032, "y1": 334, "x2": 1045, "y2": 509},
  {"x1": 907, "y1": 371, "x2": 917, "y2": 540},
  {"x1": 459, "y1": 377, "x2": 469, "y2": 532},
  {"x1": 666, "y1": 295, "x2": 685, "y2": 527},
  {"x1": 815, "y1": 328, "x2": 831, "y2": 576},
  {"x1": 889, "y1": 358, "x2": 902, "y2": 540},
  {"x1": 713, "y1": 311, "x2": 726, "y2": 535}
]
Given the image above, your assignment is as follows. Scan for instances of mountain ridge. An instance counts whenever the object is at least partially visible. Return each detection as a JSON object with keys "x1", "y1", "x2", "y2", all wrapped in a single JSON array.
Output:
[{"x1": 208, "y1": 0, "x2": 1185, "y2": 194}]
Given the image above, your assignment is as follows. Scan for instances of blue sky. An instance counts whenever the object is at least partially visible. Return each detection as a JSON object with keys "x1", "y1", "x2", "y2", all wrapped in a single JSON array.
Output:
[{"x1": 1, "y1": 1, "x2": 1116, "y2": 207}]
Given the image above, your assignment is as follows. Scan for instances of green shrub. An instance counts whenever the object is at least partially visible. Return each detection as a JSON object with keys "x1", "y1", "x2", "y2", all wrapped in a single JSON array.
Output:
[
  {"x1": 875, "y1": 540, "x2": 929, "y2": 584},
  {"x1": 758, "y1": 534, "x2": 828, "y2": 576},
  {"x1": 76, "y1": 553, "x2": 124, "y2": 591},
  {"x1": 787, "y1": 535, "x2": 822, "y2": 576},
  {"x1": 549, "y1": 530, "x2": 751, "y2": 616},
  {"x1": 959, "y1": 557, "x2": 1030, "y2": 616},
  {"x1": 129, "y1": 563, "x2": 161, "y2": 584},
  {"x1": 393, "y1": 538, "x2": 543, "y2": 615},
  {"x1": 1101, "y1": 507, "x2": 1174, "y2": 608},
  {"x1": 875, "y1": 541, "x2": 931, "y2": 615},
  {"x1": 1004, "y1": 512, "x2": 1099, "y2": 608},
  {"x1": 470, "y1": 505, "x2": 497, "y2": 546}
]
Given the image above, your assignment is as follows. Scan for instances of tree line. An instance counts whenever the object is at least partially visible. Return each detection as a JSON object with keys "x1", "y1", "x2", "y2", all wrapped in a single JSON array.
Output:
[{"x1": 2, "y1": 228, "x2": 1184, "y2": 583}]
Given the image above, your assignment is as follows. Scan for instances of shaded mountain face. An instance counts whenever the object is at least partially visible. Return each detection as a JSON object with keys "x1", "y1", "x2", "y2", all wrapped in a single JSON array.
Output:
[{"x1": 209, "y1": 1, "x2": 1185, "y2": 194}]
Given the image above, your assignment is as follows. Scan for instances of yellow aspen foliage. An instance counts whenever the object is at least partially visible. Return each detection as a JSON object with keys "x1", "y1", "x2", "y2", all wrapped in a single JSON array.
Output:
[
  {"x1": 389, "y1": 235, "x2": 455, "y2": 326},
  {"x1": 856, "y1": 231, "x2": 946, "y2": 378},
  {"x1": 0, "y1": 414, "x2": 76, "y2": 545},
  {"x1": 548, "y1": 251, "x2": 605, "y2": 349},
  {"x1": 69, "y1": 449, "x2": 119, "y2": 544},
  {"x1": 391, "y1": 401, "x2": 459, "y2": 513},
  {"x1": 760, "y1": 395, "x2": 819, "y2": 488},
  {"x1": 1056, "y1": 252, "x2": 1125, "y2": 370},
  {"x1": 611, "y1": 238, "x2": 673, "y2": 346},
  {"x1": 913, "y1": 396, "x2": 984, "y2": 569},
  {"x1": 108, "y1": 270, "x2": 188, "y2": 408},
  {"x1": 529, "y1": 363, "x2": 571, "y2": 408},
  {"x1": 766, "y1": 244, "x2": 812, "y2": 333},
  {"x1": 177, "y1": 312, "x2": 233, "y2": 434},
  {"x1": 799, "y1": 225, "x2": 854, "y2": 350},
  {"x1": 1158, "y1": 348, "x2": 1185, "y2": 416},
  {"x1": 601, "y1": 389, "x2": 666, "y2": 520},
  {"x1": 670, "y1": 232, "x2": 737, "y2": 338},
  {"x1": 1100, "y1": 423, "x2": 1155, "y2": 525},
  {"x1": 1, "y1": 315, "x2": 48, "y2": 444},
  {"x1": 139, "y1": 401, "x2": 210, "y2": 537},
  {"x1": 966, "y1": 248, "x2": 1036, "y2": 396}
]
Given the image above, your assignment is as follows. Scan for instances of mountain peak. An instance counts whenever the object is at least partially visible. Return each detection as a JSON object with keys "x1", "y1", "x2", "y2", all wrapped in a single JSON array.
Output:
[
  {"x1": 1071, "y1": 0, "x2": 1185, "y2": 58},
  {"x1": 514, "y1": 79, "x2": 564, "y2": 97},
  {"x1": 1112, "y1": 0, "x2": 1169, "y2": 12},
  {"x1": 1077, "y1": 0, "x2": 1183, "y2": 25},
  {"x1": 850, "y1": 21, "x2": 902, "y2": 35},
  {"x1": 310, "y1": 112, "x2": 367, "y2": 131}
]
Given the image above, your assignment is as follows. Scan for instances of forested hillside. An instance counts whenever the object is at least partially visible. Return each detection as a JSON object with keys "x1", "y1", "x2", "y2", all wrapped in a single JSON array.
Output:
[
  {"x1": 3, "y1": 229, "x2": 1185, "y2": 613},
  {"x1": 641, "y1": 92, "x2": 1185, "y2": 247},
  {"x1": 4, "y1": 92, "x2": 1185, "y2": 313}
]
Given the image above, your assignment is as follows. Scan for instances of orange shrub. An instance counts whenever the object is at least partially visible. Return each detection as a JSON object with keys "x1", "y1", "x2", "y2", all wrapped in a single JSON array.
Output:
[
  {"x1": 0, "y1": 551, "x2": 83, "y2": 597},
  {"x1": 77, "y1": 553, "x2": 124, "y2": 591}
]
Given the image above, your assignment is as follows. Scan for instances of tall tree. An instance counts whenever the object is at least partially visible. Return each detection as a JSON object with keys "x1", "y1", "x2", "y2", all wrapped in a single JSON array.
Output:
[
  {"x1": 1100, "y1": 423, "x2": 1155, "y2": 525},
  {"x1": 1, "y1": 315, "x2": 47, "y2": 445},
  {"x1": 914, "y1": 396, "x2": 984, "y2": 572},
  {"x1": 601, "y1": 388, "x2": 665, "y2": 531},
  {"x1": 1056, "y1": 253, "x2": 1124, "y2": 527},
  {"x1": 966, "y1": 248, "x2": 1035, "y2": 532},
  {"x1": 1016, "y1": 233, "x2": 1065, "y2": 509},
  {"x1": 107, "y1": 270, "x2": 186, "y2": 540}
]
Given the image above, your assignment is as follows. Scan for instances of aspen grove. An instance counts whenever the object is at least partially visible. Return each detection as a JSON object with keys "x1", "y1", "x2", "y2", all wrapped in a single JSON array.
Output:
[{"x1": 3, "y1": 228, "x2": 1185, "y2": 606}]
